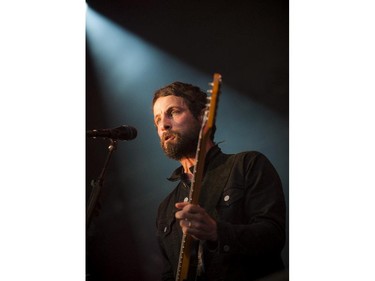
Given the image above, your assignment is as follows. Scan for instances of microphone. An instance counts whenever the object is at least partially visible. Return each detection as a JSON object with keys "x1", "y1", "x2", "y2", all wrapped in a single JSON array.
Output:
[{"x1": 87, "y1": 125, "x2": 137, "y2": 141}]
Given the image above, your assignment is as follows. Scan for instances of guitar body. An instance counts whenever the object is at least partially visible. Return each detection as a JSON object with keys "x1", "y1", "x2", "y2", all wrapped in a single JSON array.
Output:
[{"x1": 175, "y1": 73, "x2": 222, "y2": 281}]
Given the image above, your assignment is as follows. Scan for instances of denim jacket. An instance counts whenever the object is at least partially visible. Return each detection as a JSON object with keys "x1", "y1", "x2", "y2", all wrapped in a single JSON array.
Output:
[{"x1": 156, "y1": 146, "x2": 286, "y2": 281}]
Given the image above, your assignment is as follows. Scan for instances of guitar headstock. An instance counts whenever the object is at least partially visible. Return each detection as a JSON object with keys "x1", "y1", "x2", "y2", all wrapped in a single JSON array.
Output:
[{"x1": 204, "y1": 73, "x2": 222, "y2": 131}]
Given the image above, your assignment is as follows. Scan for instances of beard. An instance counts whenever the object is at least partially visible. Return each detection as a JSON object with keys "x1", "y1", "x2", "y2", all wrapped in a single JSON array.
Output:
[{"x1": 160, "y1": 122, "x2": 201, "y2": 161}]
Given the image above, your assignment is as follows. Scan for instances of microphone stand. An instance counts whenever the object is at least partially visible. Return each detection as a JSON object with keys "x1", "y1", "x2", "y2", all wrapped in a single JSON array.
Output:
[{"x1": 86, "y1": 139, "x2": 118, "y2": 228}]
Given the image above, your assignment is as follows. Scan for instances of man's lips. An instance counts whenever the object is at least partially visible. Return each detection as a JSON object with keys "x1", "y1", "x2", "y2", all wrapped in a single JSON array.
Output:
[
  {"x1": 163, "y1": 133, "x2": 176, "y2": 143},
  {"x1": 165, "y1": 135, "x2": 175, "y2": 142}
]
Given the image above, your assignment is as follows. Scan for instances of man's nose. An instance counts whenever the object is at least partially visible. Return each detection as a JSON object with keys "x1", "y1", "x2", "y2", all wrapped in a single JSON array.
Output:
[{"x1": 160, "y1": 116, "x2": 171, "y2": 131}]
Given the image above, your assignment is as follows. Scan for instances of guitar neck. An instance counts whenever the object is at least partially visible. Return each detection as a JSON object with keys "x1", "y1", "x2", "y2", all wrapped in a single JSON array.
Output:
[
  {"x1": 189, "y1": 128, "x2": 212, "y2": 204},
  {"x1": 175, "y1": 73, "x2": 222, "y2": 281}
]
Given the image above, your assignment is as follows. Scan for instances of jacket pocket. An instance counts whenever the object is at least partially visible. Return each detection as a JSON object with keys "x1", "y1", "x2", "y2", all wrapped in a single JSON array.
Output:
[
  {"x1": 217, "y1": 187, "x2": 245, "y2": 223},
  {"x1": 219, "y1": 186, "x2": 245, "y2": 207}
]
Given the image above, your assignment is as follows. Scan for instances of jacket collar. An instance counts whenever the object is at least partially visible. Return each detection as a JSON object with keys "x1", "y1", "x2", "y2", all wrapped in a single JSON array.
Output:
[{"x1": 167, "y1": 145, "x2": 222, "y2": 182}]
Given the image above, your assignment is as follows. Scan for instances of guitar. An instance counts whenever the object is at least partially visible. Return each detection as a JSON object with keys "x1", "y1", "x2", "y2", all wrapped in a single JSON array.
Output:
[{"x1": 175, "y1": 73, "x2": 222, "y2": 281}]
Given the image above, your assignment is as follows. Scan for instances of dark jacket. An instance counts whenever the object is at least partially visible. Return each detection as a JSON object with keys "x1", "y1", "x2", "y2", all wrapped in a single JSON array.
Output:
[{"x1": 156, "y1": 146, "x2": 286, "y2": 281}]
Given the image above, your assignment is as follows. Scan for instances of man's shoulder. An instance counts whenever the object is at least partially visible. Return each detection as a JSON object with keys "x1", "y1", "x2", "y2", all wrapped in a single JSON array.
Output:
[
  {"x1": 206, "y1": 148, "x2": 268, "y2": 172},
  {"x1": 225, "y1": 150, "x2": 265, "y2": 162}
]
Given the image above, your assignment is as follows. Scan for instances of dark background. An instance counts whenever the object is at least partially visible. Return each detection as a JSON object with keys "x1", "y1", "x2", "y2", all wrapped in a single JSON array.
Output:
[{"x1": 86, "y1": 0, "x2": 288, "y2": 280}]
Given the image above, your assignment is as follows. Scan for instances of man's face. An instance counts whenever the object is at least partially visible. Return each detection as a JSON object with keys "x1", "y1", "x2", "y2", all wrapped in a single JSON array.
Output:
[{"x1": 153, "y1": 95, "x2": 202, "y2": 160}]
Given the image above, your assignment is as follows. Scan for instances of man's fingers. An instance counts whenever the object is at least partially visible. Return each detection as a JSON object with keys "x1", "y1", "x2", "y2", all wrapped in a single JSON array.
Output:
[
  {"x1": 175, "y1": 201, "x2": 189, "y2": 209},
  {"x1": 175, "y1": 202, "x2": 203, "y2": 220},
  {"x1": 175, "y1": 203, "x2": 217, "y2": 240}
]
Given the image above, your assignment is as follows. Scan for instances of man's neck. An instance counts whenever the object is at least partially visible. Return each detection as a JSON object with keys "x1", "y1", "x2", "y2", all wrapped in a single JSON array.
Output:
[{"x1": 179, "y1": 141, "x2": 215, "y2": 175}]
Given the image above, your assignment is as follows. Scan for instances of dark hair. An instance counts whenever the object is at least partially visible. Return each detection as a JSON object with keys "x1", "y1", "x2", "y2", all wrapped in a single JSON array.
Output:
[
  {"x1": 152, "y1": 82, "x2": 207, "y2": 119},
  {"x1": 152, "y1": 81, "x2": 216, "y2": 140}
]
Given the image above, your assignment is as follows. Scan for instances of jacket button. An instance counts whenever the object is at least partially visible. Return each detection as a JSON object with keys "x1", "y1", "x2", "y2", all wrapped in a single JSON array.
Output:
[
  {"x1": 223, "y1": 245, "x2": 230, "y2": 252},
  {"x1": 163, "y1": 226, "x2": 168, "y2": 233},
  {"x1": 224, "y1": 195, "x2": 230, "y2": 202}
]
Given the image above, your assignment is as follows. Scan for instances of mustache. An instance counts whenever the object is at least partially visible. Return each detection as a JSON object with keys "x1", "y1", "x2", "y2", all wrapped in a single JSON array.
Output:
[{"x1": 161, "y1": 131, "x2": 179, "y2": 142}]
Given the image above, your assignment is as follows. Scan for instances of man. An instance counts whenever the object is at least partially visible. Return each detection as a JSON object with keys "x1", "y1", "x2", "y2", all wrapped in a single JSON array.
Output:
[{"x1": 153, "y1": 81, "x2": 286, "y2": 281}]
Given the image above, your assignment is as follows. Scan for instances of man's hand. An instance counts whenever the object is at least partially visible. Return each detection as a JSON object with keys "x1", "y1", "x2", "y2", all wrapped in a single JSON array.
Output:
[{"x1": 175, "y1": 202, "x2": 218, "y2": 241}]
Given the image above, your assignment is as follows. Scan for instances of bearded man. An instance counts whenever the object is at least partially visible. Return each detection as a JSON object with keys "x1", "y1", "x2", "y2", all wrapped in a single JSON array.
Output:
[{"x1": 152, "y1": 81, "x2": 287, "y2": 281}]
